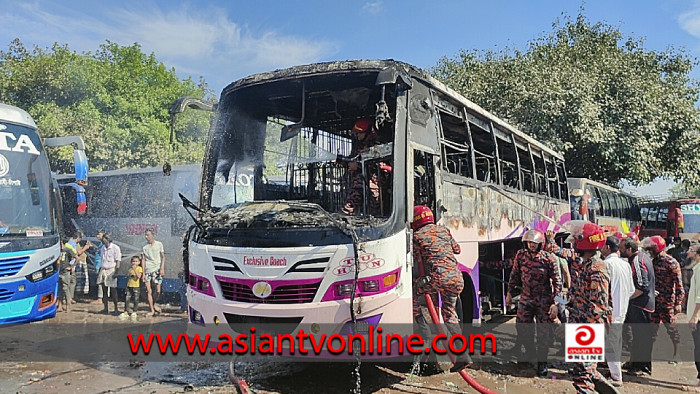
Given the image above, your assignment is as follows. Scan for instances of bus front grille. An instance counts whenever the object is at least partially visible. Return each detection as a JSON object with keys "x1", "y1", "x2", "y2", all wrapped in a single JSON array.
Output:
[
  {"x1": 0, "y1": 256, "x2": 29, "y2": 278},
  {"x1": 219, "y1": 280, "x2": 322, "y2": 304},
  {"x1": 0, "y1": 288, "x2": 13, "y2": 301}
]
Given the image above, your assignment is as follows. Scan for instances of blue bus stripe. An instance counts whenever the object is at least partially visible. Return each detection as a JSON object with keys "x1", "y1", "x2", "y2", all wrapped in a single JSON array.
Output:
[{"x1": 0, "y1": 250, "x2": 36, "y2": 258}]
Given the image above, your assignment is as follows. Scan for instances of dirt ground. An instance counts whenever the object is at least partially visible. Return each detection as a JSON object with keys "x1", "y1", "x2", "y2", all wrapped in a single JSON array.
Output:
[{"x1": 2, "y1": 300, "x2": 699, "y2": 394}]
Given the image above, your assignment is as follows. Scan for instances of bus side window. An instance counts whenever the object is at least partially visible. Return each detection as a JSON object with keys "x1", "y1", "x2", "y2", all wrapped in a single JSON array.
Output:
[
  {"x1": 640, "y1": 206, "x2": 649, "y2": 226},
  {"x1": 612, "y1": 192, "x2": 621, "y2": 219},
  {"x1": 439, "y1": 110, "x2": 473, "y2": 179},
  {"x1": 556, "y1": 163, "x2": 567, "y2": 200},
  {"x1": 594, "y1": 187, "x2": 605, "y2": 217},
  {"x1": 648, "y1": 206, "x2": 658, "y2": 228},
  {"x1": 469, "y1": 117, "x2": 496, "y2": 183},
  {"x1": 621, "y1": 195, "x2": 630, "y2": 219},
  {"x1": 659, "y1": 206, "x2": 669, "y2": 232}
]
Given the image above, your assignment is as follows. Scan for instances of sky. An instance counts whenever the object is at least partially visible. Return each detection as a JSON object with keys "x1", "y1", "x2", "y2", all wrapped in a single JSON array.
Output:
[{"x1": 1, "y1": 0, "x2": 698, "y2": 197}]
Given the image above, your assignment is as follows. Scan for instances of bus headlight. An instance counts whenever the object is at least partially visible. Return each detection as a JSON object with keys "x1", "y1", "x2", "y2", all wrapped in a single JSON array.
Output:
[
  {"x1": 26, "y1": 262, "x2": 59, "y2": 283},
  {"x1": 336, "y1": 283, "x2": 355, "y2": 297},
  {"x1": 361, "y1": 280, "x2": 379, "y2": 292}
]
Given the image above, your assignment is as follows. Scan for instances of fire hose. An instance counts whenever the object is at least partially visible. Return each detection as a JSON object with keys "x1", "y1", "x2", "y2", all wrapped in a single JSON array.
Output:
[
  {"x1": 417, "y1": 258, "x2": 500, "y2": 394},
  {"x1": 228, "y1": 359, "x2": 254, "y2": 394}
]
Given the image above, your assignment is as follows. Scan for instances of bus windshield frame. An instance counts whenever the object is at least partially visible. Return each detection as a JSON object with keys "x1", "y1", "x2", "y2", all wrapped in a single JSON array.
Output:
[
  {"x1": 0, "y1": 123, "x2": 55, "y2": 237},
  {"x1": 199, "y1": 67, "x2": 405, "y2": 239},
  {"x1": 681, "y1": 202, "x2": 700, "y2": 234}
]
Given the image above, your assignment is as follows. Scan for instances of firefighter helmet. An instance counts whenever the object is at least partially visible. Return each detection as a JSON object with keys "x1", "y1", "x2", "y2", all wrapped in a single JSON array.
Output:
[
  {"x1": 412, "y1": 205, "x2": 434, "y2": 230},
  {"x1": 522, "y1": 229, "x2": 545, "y2": 244},
  {"x1": 352, "y1": 118, "x2": 372, "y2": 134},
  {"x1": 522, "y1": 229, "x2": 545, "y2": 252},
  {"x1": 641, "y1": 235, "x2": 665, "y2": 253},
  {"x1": 564, "y1": 220, "x2": 605, "y2": 251}
]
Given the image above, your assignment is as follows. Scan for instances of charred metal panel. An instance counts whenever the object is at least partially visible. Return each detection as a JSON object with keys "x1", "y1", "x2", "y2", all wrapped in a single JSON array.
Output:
[
  {"x1": 442, "y1": 180, "x2": 567, "y2": 237},
  {"x1": 406, "y1": 81, "x2": 440, "y2": 153}
]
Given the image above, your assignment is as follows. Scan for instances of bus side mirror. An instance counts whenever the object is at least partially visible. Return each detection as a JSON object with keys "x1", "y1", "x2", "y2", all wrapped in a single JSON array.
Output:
[{"x1": 73, "y1": 149, "x2": 88, "y2": 185}]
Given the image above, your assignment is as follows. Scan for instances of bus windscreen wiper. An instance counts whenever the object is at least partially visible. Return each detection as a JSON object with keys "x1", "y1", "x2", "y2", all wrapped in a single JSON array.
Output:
[{"x1": 179, "y1": 193, "x2": 205, "y2": 232}]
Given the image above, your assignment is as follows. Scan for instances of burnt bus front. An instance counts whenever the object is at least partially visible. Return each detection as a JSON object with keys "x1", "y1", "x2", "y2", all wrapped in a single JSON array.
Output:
[{"x1": 185, "y1": 61, "x2": 417, "y2": 351}]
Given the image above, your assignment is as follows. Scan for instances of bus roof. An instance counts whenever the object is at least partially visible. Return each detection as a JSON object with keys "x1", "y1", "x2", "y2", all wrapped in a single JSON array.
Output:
[
  {"x1": 567, "y1": 177, "x2": 637, "y2": 198},
  {"x1": 0, "y1": 103, "x2": 37, "y2": 129},
  {"x1": 639, "y1": 197, "x2": 700, "y2": 205},
  {"x1": 55, "y1": 163, "x2": 200, "y2": 180},
  {"x1": 221, "y1": 59, "x2": 564, "y2": 161}
]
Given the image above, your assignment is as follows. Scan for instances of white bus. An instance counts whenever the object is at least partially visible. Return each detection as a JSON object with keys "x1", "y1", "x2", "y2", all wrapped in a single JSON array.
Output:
[{"x1": 175, "y1": 60, "x2": 570, "y2": 347}]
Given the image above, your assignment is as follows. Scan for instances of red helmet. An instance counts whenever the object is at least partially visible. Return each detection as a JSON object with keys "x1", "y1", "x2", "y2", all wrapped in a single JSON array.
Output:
[
  {"x1": 626, "y1": 232, "x2": 639, "y2": 242},
  {"x1": 575, "y1": 222, "x2": 606, "y2": 251},
  {"x1": 522, "y1": 229, "x2": 545, "y2": 244},
  {"x1": 613, "y1": 232, "x2": 626, "y2": 241},
  {"x1": 412, "y1": 205, "x2": 434, "y2": 230},
  {"x1": 641, "y1": 235, "x2": 665, "y2": 253},
  {"x1": 352, "y1": 118, "x2": 372, "y2": 134}
]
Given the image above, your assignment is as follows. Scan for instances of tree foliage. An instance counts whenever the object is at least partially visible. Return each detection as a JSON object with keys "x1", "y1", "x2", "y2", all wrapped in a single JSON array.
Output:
[
  {"x1": 0, "y1": 39, "x2": 214, "y2": 172},
  {"x1": 431, "y1": 13, "x2": 700, "y2": 188},
  {"x1": 670, "y1": 182, "x2": 700, "y2": 198}
]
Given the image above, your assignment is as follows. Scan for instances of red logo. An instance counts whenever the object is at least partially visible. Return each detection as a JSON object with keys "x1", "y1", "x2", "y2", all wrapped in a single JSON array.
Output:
[{"x1": 575, "y1": 325, "x2": 595, "y2": 346}]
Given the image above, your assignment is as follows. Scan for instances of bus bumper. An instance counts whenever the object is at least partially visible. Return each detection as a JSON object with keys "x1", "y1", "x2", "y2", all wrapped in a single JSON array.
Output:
[
  {"x1": 186, "y1": 288, "x2": 411, "y2": 334},
  {"x1": 0, "y1": 275, "x2": 58, "y2": 324}
]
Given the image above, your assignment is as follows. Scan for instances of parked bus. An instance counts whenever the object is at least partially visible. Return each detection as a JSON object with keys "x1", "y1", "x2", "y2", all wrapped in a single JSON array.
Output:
[
  {"x1": 174, "y1": 60, "x2": 570, "y2": 343},
  {"x1": 57, "y1": 164, "x2": 199, "y2": 303},
  {"x1": 567, "y1": 177, "x2": 641, "y2": 235},
  {"x1": 0, "y1": 103, "x2": 88, "y2": 324},
  {"x1": 640, "y1": 198, "x2": 700, "y2": 241}
]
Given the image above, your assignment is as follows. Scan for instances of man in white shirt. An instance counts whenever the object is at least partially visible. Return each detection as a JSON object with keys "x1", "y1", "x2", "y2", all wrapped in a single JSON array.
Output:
[
  {"x1": 601, "y1": 236, "x2": 635, "y2": 386},
  {"x1": 97, "y1": 233, "x2": 121, "y2": 314},
  {"x1": 686, "y1": 242, "x2": 700, "y2": 392},
  {"x1": 141, "y1": 228, "x2": 165, "y2": 316}
]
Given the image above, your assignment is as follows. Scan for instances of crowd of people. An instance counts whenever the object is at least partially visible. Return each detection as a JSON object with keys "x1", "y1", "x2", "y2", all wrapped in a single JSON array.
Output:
[
  {"x1": 56, "y1": 228, "x2": 168, "y2": 320},
  {"x1": 413, "y1": 212, "x2": 699, "y2": 393}
]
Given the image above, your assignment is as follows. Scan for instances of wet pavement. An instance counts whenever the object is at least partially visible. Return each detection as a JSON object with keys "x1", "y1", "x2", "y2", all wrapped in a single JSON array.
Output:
[{"x1": 2, "y1": 299, "x2": 700, "y2": 393}]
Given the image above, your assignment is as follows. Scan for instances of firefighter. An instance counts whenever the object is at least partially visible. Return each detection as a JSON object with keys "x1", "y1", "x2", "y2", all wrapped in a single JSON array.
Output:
[
  {"x1": 505, "y1": 229, "x2": 562, "y2": 376},
  {"x1": 556, "y1": 222, "x2": 618, "y2": 394},
  {"x1": 341, "y1": 118, "x2": 391, "y2": 216},
  {"x1": 411, "y1": 205, "x2": 468, "y2": 372},
  {"x1": 643, "y1": 235, "x2": 684, "y2": 365}
]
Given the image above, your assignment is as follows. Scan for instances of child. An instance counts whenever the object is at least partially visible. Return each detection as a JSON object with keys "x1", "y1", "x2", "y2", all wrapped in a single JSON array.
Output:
[{"x1": 120, "y1": 256, "x2": 142, "y2": 321}]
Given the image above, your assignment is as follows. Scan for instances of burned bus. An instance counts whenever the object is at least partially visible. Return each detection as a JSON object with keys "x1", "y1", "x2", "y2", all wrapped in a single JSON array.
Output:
[{"x1": 176, "y1": 60, "x2": 570, "y2": 343}]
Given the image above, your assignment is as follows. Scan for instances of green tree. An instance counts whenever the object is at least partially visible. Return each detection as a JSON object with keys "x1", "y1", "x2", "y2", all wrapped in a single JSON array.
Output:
[
  {"x1": 0, "y1": 39, "x2": 214, "y2": 172},
  {"x1": 432, "y1": 13, "x2": 700, "y2": 188},
  {"x1": 670, "y1": 182, "x2": 700, "y2": 198}
]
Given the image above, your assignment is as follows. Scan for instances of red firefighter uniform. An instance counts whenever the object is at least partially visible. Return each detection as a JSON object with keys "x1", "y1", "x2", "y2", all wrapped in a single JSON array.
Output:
[
  {"x1": 412, "y1": 208, "x2": 464, "y2": 335},
  {"x1": 507, "y1": 247, "x2": 562, "y2": 361},
  {"x1": 650, "y1": 253, "x2": 684, "y2": 345},
  {"x1": 549, "y1": 221, "x2": 613, "y2": 394},
  {"x1": 568, "y1": 254, "x2": 612, "y2": 393},
  {"x1": 342, "y1": 118, "x2": 391, "y2": 216}
]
